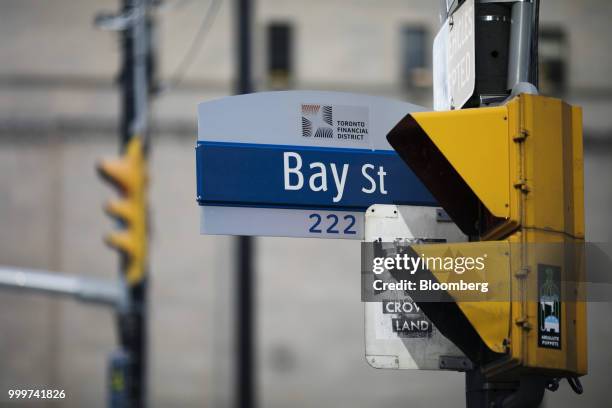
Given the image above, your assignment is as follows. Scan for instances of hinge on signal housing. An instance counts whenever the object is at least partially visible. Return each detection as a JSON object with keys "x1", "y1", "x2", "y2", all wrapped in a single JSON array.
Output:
[
  {"x1": 515, "y1": 317, "x2": 532, "y2": 330},
  {"x1": 515, "y1": 266, "x2": 530, "y2": 279},
  {"x1": 513, "y1": 179, "x2": 530, "y2": 193},
  {"x1": 513, "y1": 129, "x2": 529, "y2": 142}
]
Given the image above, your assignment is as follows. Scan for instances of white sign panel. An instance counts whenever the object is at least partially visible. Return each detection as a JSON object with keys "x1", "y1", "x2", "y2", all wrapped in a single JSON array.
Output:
[
  {"x1": 433, "y1": 20, "x2": 451, "y2": 111},
  {"x1": 448, "y1": 0, "x2": 475, "y2": 109},
  {"x1": 434, "y1": 0, "x2": 475, "y2": 110},
  {"x1": 200, "y1": 207, "x2": 364, "y2": 240},
  {"x1": 364, "y1": 205, "x2": 468, "y2": 370},
  {"x1": 196, "y1": 91, "x2": 437, "y2": 239}
]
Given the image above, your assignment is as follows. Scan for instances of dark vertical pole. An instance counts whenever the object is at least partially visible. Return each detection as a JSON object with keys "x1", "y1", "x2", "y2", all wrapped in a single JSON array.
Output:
[
  {"x1": 465, "y1": 1, "x2": 541, "y2": 407},
  {"x1": 234, "y1": 1, "x2": 255, "y2": 408},
  {"x1": 236, "y1": 0, "x2": 253, "y2": 95},
  {"x1": 119, "y1": 0, "x2": 150, "y2": 145},
  {"x1": 234, "y1": 0, "x2": 255, "y2": 407},
  {"x1": 119, "y1": 0, "x2": 136, "y2": 148},
  {"x1": 236, "y1": 236, "x2": 254, "y2": 408},
  {"x1": 118, "y1": 1, "x2": 151, "y2": 407}
]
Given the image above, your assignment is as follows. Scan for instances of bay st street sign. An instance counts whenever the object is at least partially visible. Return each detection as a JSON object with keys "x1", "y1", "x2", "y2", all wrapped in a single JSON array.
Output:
[{"x1": 196, "y1": 91, "x2": 436, "y2": 239}]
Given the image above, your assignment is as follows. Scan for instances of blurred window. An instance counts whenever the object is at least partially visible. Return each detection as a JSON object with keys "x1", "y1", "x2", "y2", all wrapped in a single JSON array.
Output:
[
  {"x1": 539, "y1": 26, "x2": 568, "y2": 95},
  {"x1": 267, "y1": 22, "x2": 293, "y2": 89},
  {"x1": 400, "y1": 26, "x2": 430, "y2": 88}
]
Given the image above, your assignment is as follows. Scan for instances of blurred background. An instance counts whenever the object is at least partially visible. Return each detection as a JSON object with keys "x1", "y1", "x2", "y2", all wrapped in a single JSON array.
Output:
[{"x1": 1, "y1": 0, "x2": 611, "y2": 407}]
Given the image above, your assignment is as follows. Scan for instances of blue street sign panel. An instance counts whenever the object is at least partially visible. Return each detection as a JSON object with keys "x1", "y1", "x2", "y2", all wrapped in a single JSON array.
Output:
[
  {"x1": 196, "y1": 141, "x2": 435, "y2": 210},
  {"x1": 196, "y1": 91, "x2": 437, "y2": 239}
]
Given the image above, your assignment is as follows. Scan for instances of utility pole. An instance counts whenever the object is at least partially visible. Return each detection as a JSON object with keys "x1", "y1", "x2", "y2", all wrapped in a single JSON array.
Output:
[
  {"x1": 118, "y1": 3, "x2": 149, "y2": 404},
  {"x1": 467, "y1": 0, "x2": 542, "y2": 406},
  {"x1": 234, "y1": 1, "x2": 255, "y2": 408},
  {"x1": 95, "y1": 1, "x2": 157, "y2": 407},
  {"x1": 119, "y1": 0, "x2": 153, "y2": 147},
  {"x1": 440, "y1": 1, "x2": 548, "y2": 407},
  {"x1": 114, "y1": 1, "x2": 153, "y2": 406}
]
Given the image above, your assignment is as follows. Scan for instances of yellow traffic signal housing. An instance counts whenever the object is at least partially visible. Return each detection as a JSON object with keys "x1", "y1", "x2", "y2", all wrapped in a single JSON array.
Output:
[
  {"x1": 97, "y1": 138, "x2": 148, "y2": 286},
  {"x1": 387, "y1": 94, "x2": 586, "y2": 380}
]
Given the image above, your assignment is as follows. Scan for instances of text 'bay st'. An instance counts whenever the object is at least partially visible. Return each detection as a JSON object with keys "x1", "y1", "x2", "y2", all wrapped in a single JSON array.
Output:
[{"x1": 283, "y1": 151, "x2": 388, "y2": 203}]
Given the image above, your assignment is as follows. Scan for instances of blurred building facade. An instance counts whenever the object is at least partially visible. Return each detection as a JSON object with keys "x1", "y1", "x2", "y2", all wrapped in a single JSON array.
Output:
[{"x1": 0, "y1": 0, "x2": 611, "y2": 407}]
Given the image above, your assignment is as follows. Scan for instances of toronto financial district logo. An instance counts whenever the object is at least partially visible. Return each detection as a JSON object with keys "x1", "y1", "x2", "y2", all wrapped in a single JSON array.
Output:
[
  {"x1": 300, "y1": 103, "x2": 369, "y2": 144},
  {"x1": 301, "y1": 104, "x2": 334, "y2": 139}
]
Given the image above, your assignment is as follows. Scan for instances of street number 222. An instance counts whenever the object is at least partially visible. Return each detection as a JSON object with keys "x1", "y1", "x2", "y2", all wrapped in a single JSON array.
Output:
[{"x1": 308, "y1": 213, "x2": 357, "y2": 235}]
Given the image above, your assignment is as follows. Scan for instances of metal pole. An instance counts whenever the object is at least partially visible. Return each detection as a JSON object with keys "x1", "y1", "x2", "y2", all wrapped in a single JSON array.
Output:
[
  {"x1": 0, "y1": 266, "x2": 125, "y2": 308},
  {"x1": 120, "y1": 0, "x2": 150, "y2": 147},
  {"x1": 529, "y1": 0, "x2": 540, "y2": 88},
  {"x1": 236, "y1": 236, "x2": 255, "y2": 408},
  {"x1": 234, "y1": 1, "x2": 255, "y2": 407},
  {"x1": 236, "y1": 0, "x2": 253, "y2": 95},
  {"x1": 118, "y1": 1, "x2": 151, "y2": 407},
  {"x1": 506, "y1": 1, "x2": 534, "y2": 91},
  {"x1": 466, "y1": 1, "x2": 542, "y2": 407},
  {"x1": 93, "y1": 2, "x2": 155, "y2": 406}
]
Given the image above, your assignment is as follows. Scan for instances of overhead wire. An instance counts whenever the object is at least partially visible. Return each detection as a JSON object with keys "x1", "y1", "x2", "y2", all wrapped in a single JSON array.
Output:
[{"x1": 160, "y1": 0, "x2": 222, "y2": 94}]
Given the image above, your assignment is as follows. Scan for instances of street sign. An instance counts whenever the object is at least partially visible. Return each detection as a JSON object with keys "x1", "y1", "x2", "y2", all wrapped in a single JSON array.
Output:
[
  {"x1": 197, "y1": 91, "x2": 437, "y2": 239},
  {"x1": 433, "y1": 20, "x2": 450, "y2": 111},
  {"x1": 364, "y1": 204, "x2": 469, "y2": 370},
  {"x1": 433, "y1": 0, "x2": 475, "y2": 110},
  {"x1": 448, "y1": 0, "x2": 475, "y2": 109}
]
